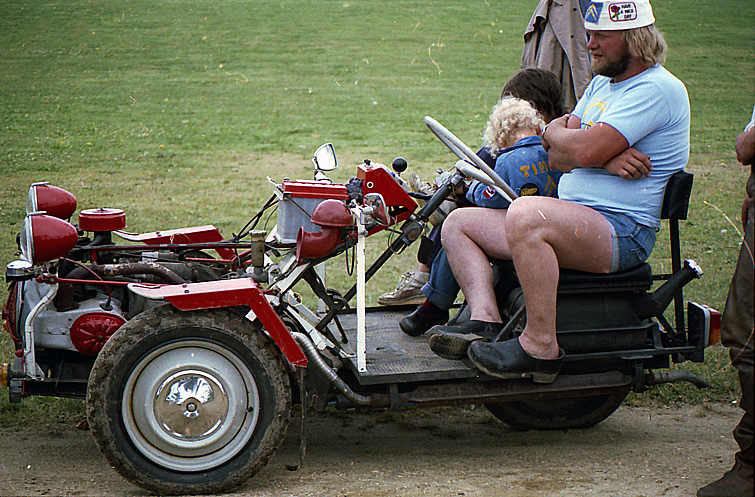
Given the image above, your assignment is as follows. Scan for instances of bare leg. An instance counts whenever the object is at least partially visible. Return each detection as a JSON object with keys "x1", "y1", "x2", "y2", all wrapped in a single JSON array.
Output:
[
  {"x1": 441, "y1": 208, "x2": 513, "y2": 323},
  {"x1": 505, "y1": 196, "x2": 613, "y2": 359}
]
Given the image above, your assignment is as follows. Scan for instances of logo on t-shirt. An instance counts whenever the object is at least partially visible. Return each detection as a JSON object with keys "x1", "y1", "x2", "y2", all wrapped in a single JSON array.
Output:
[
  {"x1": 519, "y1": 183, "x2": 541, "y2": 196},
  {"x1": 482, "y1": 186, "x2": 496, "y2": 199}
]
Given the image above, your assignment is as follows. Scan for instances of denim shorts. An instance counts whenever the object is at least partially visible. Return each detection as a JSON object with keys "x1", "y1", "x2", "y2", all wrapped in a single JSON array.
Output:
[{"x1": 598, "y1": 210, "x2": 657, "y2": 272}]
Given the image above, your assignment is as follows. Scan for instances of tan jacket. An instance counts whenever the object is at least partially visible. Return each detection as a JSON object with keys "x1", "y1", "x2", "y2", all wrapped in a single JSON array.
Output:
[{"x1": 521, "y1": 0, "x2": 592, "y2": 112}]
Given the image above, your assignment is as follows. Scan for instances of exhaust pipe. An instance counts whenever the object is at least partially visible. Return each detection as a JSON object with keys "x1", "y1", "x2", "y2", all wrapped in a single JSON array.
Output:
[
  {"x1": 633, "y1": 259, "x2": 702, "y2": 319},
  {"x1": 645, "y1": 371, "x2": 711, "y2": 389}
]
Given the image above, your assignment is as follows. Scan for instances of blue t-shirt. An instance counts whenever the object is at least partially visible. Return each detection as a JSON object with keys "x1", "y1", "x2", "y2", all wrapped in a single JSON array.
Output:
[
  {"x1": 467, "y1": 135, "x2": 560, "y2": 209},
  {"x1": 558, "y1": 65, "x2": 690, "y2": 228}
]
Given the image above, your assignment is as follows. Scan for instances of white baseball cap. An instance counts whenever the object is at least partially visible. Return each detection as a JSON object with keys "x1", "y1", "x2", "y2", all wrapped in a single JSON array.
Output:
[{"x1": 584, "y1": 1, "x2": 655, "y2": 31}]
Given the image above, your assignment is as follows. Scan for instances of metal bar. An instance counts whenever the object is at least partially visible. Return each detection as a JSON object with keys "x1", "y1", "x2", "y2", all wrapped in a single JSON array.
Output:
[
  {"x1": 315, "y1": 220, "x2": 424, "y2": 332},
  {"x1": 356, "y1": 215, "x2": 367, "y2": 373},
  {"x1": 85, "y1": 242, "x2": 252, "y2": 252},
  {"x1": 38, "y1": 276, "x2": 131, "y2": 287},
  {"x1": 365, "y1": 372, "x2": 632, "y2": 408},
  {"x1": 669, "y1": 219, "x2": 686, "y2": 335},
  {"x1": 563, "y1": 345, "x2": 700, "y2": 362}
]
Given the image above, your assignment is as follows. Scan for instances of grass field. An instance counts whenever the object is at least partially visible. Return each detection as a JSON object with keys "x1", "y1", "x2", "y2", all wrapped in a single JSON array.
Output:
[{"x1": 1, "y1": 0, "x2": 754, "y2": 426}]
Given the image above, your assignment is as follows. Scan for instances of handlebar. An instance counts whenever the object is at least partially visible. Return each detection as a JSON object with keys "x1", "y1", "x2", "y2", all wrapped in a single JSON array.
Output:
[
  {"x1": 413, "y1": 171, "x2": 465, "y2": 223},
  {"x1": 407, "y1": 191, "x2": 433, "y2": 201}
]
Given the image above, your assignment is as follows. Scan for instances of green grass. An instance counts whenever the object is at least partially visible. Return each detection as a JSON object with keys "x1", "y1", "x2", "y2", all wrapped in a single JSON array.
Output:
[{"x1": 1, "y1": 0, "x2": 754, "y2": 426}]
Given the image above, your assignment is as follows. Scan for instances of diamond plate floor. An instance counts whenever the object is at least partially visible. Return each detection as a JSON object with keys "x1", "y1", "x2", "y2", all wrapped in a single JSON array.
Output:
[{"x1": 335, "y1": 308, "x2": 476, "y2": 385}]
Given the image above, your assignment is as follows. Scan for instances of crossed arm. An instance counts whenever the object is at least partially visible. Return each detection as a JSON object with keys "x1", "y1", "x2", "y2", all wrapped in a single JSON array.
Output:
[{"x1": 541, "y1": 114, "x2": 653, "y2": 180}]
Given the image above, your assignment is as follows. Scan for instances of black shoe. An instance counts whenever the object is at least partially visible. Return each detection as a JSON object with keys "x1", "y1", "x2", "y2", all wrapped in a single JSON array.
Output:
[
  {"x1": 467, "y1": 337, "x2": 564, "y2": 384},
  {"x1": 428, "y1": 320, "x2": 504, "y2": 360},
  {"x1": 399, "y1": 306, "x2": 449, "y2": 337},
  {"x1": 698, "y1": 468, "x2": 754, "y2": 497}
]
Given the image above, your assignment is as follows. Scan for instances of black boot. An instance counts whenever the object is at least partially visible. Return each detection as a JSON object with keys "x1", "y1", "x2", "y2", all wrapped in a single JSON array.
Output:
[
  {"x1": 467, "y1": 337, "x2": 564, "y2": 384},
  {"x1": 428, "y1": 320, "x2": 505, "y2": 360},
  {"x1": 697, "y1": 466, "x2": 753, "y2": 497},
  {"x1": 399, "y1": 303, "x2": 449, "y2": 337}
]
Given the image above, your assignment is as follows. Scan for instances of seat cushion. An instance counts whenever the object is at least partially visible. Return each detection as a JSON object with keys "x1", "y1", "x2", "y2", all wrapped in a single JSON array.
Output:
[{"x1": 558, "y1": 263, "x2": 653, "y2": 293}]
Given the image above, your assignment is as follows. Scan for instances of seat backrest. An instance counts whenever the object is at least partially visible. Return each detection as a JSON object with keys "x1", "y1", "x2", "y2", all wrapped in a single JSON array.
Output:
[{"x1": 660, "y1": 170, "x2": 694, "y2": 220}]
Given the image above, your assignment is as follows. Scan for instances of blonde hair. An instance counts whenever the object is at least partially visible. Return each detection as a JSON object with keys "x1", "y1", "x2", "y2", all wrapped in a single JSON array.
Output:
[
  {"x1": 623, "y1": 24, "x2": 667, "y2": 67},
  {"x1": 482, "y1": 96, "x2": 545, "y2": 151}
]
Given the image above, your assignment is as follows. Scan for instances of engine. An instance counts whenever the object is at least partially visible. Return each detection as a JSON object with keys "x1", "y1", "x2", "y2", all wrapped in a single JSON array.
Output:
[{"x1": 4, "y1": 183, "x2": 223, "y2": 357}]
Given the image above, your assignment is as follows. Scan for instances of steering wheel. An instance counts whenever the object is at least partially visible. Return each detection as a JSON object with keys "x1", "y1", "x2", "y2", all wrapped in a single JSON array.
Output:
[{"x1": 424, "y1": 116, "x2": 518, "y2": 203}]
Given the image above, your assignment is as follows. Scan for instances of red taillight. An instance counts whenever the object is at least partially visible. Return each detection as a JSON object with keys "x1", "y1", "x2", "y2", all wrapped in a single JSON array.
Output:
[
  {"x1": 707, "y1": 306, "x2": 722, "y2": 346},
  {"x1": 26, "y1": 183, "x2": 77, "y2": 220},
  {"x1": 21, "y1": 214, "x2": 79, "y2": 264}
]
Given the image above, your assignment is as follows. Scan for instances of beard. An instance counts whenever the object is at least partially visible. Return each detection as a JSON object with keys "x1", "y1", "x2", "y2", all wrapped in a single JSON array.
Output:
[{"x1": 592, "y1": 49, "x2": 632, "y2": 79}]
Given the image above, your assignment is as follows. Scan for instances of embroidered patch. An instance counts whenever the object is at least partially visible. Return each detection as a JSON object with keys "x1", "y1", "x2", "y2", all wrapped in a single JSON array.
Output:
[
  {"x1": 519, "y1": 184, "x2": 541, "y2": 197},
  {"x1": 608, "y1": 2, "x2": 638, "y2": 22},
  {"x1": 483, "y1": 186, "x2": 495, "y2": 199},
  {"x1": 585, "y1": 2, "x2": 603, "y2": 24}
]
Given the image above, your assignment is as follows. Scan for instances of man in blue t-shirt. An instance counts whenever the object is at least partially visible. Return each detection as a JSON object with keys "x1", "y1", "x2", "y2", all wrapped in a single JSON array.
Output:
[{"x1": 434, "y1": 0, "x2": 690, "y2": 383}]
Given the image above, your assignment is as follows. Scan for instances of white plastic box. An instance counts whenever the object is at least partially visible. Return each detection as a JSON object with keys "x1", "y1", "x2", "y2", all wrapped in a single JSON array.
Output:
[{"x1": 276, "y1": 181, "x2": 349, "y2": 244}]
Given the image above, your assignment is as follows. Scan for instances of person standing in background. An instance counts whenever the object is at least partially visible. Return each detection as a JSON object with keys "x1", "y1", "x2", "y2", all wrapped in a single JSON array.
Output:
[
  {"x1": 698, "y1": 106, "x2": 754, "y2": 497},
  {"x1": 522, "y1": 0, "x2": 592, "y2": 111}
]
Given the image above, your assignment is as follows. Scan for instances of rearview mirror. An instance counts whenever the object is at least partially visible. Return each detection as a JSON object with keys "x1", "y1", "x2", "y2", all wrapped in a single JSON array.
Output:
[{"x1": 312, "y1": 143, "x2": 337, "y2": 171}]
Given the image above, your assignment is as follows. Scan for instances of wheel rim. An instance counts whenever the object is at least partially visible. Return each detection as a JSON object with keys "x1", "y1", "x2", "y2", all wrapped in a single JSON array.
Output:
[{"x1": 122, "y1": 340, "x2": 260, "y2": 472}]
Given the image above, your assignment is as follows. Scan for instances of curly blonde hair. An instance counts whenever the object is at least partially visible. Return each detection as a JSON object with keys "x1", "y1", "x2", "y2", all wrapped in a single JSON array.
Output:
[{"x1": 482, "y1": 96, "x2": 545, "y2": 152}]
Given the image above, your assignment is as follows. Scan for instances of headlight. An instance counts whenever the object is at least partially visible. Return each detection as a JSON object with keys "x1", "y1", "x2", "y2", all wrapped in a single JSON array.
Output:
[
  {"x1": 26, "y1": 182, "x2": 77, "y2": 220},
  {"x1": 21, "y1": 213, "x2": 79, "y2": 264}
]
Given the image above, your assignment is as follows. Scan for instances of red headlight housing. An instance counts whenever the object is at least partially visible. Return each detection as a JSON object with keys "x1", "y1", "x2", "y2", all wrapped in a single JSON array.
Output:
[
  {"x1": 20, "y1": 213, "x2": 79, "y2": 264},
  {"x1": 310, "y1": 199, "x2": 354, "y2": 228},
  {"x1": 26, "y1": 182, "x2": 77, "y2": 220},
  {"x1": 295, "y1": 200, "x2": 354, "y2": 261},
  {"x1": 296, "y1": 226, "x2": 345, "y2": 260}
]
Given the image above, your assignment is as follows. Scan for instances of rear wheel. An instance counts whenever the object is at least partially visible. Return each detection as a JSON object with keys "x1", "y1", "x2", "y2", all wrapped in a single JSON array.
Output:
[
  {"x1": 87, "y1": 306, "x2": 291, "y2": 495},
  {"x1": 485, "y1": 386, "x2": 630, "y2": 431}
]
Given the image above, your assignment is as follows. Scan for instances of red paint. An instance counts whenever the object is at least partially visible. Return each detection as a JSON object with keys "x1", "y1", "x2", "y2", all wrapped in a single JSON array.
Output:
[
  {"x1": 129, "y1": 279, "x2": 307, "y2": 367},
  {"x1": 282, "y1": 181, "x2": 348, "y2": 200},
  {"x1": 70, "y1": 312, "x2": 126, "y2": 355},
  {"x1": 116, "y1": 225, "x2": 235, "y2": 259},
  {"x1": 78, "y1": 208, "x2": 127, "y2": 232},
  {"x1": 357, "y1": 164, "x2": 416, "y2": 231},
  {"x1": 29, "y1": 184, "x2": 77, "y2": 220},
  {"x1": 27, "y1": 214, "x2": 79, "y2": 263}
]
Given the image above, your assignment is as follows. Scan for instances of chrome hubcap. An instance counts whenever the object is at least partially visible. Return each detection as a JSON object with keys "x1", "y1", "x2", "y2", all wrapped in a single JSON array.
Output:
[
  {"x1": 122, "y1": 340, "x2": 260, "y2": 472},
  {"x1": 154, "y1": 372, "x2": 228, "y2": 440}
]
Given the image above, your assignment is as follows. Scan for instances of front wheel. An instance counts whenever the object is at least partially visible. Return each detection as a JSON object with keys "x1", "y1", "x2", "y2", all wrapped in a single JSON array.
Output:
[
  {"x1": 87, "y1": 307, "x2": 291, "y2": 495},
  {"x1": 485, "y1": 386, "x2": 630, "y2": 431}
]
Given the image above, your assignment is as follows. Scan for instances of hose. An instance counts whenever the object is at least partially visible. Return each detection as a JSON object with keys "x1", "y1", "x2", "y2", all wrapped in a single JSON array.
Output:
[{"x1": 291, "y1": 332, "x2": 372, "y2": 406}]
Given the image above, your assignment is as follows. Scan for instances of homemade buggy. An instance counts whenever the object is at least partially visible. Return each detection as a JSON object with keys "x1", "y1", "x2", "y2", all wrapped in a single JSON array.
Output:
[{"x1": 2, "y1": 117, "x2": 720, "y2": 494}]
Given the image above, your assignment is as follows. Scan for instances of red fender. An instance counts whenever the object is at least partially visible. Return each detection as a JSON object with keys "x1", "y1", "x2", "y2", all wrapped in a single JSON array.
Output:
[
  {"x1": 128, "y1": 278, "x2": 307, "y2": 367},
  {"x1": 114, "y1": 225, "x2": 236, "y2": 260}
]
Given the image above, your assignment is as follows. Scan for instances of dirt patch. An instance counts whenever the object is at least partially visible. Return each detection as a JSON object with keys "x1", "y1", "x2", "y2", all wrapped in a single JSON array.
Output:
[{"x1": 0, "y1": 402, "x2": 742, "y2": 497}]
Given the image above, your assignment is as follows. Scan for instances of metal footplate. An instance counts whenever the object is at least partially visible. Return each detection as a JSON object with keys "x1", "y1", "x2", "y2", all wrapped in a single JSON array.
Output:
[{"x1": 338, "y1": 307, "x2": 477, "y2": 385}]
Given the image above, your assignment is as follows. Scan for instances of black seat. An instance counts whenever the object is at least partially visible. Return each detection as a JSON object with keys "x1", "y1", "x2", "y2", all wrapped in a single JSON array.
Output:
[{"x1": 559, "y1": 263, "x2": 653, "y2": 293}]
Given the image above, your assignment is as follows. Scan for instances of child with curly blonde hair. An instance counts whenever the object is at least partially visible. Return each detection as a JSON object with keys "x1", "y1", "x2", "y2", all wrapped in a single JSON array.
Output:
[{"x1": 468, "y1": 95, "x2": 560, "y2": 209}]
